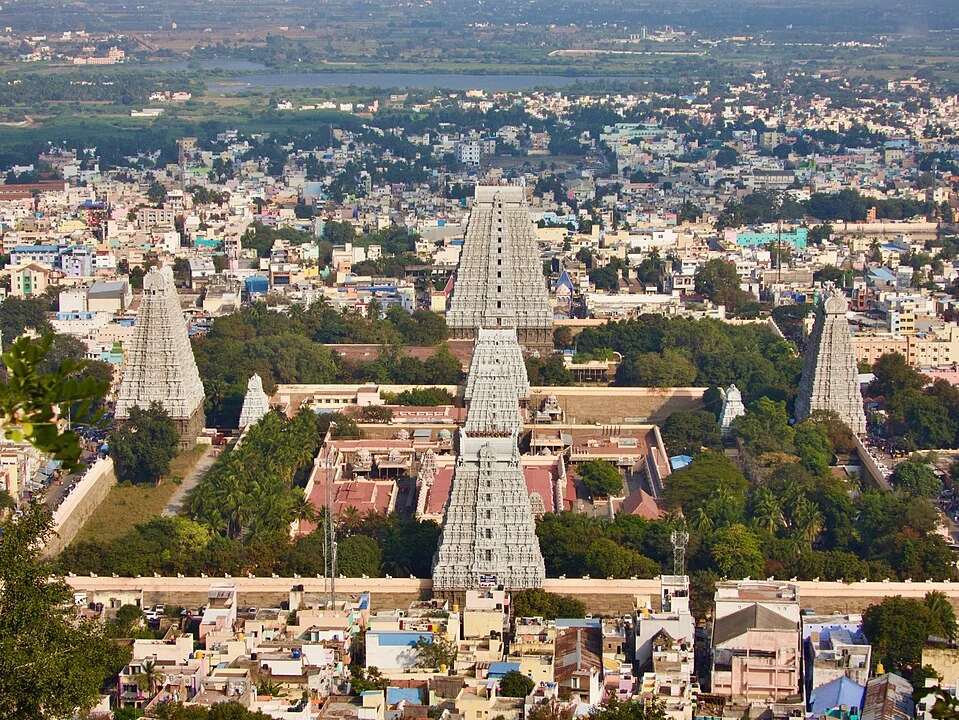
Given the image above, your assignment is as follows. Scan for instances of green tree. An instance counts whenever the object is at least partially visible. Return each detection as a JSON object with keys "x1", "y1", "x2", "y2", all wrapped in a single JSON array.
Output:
[
  {"x1": 588, "y1": 696, "x2": 668, "y2": 720},
  {"x1": 863, "y1": 595, "x2": 940, "y2": 676},
  {"x1": 661, "y1": 410, "x2": 723, "y2": 455},
  {"x1": 925, "y1": 591, "x2": 958, "y2": 641},
  {"x1": 584, "y1": 538, "x2": 661, "y2": 578},
  {"x1": 512, "y1": 589, "x2": 587, "y2": 619},
  {"x1": 579, "y1": 459, "x2": 624, "y2": 498},
  {"x1": 136, "y1": 658, "x2": 163, "y2": 699},
  {"x1": 0, "y1": 503, "x2": 122, "y2": 719},
  {"x1": 793, "y1": 420, "x2": 834, "y2": 477},
  {"x1": 620, "y1": 349, "x2": 698, "y2": 387},
  {"x1": 710, "y1": 524, "x2": 765, "y2": 578},
  {"x1": 0, "y1": 335, "x2": 108, "y2": 472},
  {"x1": 146, "y1": 180, "x2": 168, "y2": 206},
  {"x1": 109, "y1": 402, "x2": 181, "y2": 484},
  {"x1": 662, "y1": 452, "x2": 749, "y2": 514},
  {"x1": 423, "y1": 344, "x2": 463, "y2": 384},
  {"x1": 869, "y1": 353, "x2": 927, "y2": 400},
  {"x1": 715, "y1": 146, "x2": 740, "y2": 168},
  {"x1": 732, "y1": 398, "x2": 795, "y2": 456},
  {"x1": 413, "y1": 634, "x2": 457, "y2": 671},
  {"x1": 336, "y1": 534, "x2": 382, "y2": 577},
  {"x1": 694, "y1": 259, "x2": 747, "y2": 309},
  {"x1": 499, "y1": 670, "x2": 536, "y2": 697},
  {"x1": 890, "y1": 458, "x2": 941, "y2": 497},
  {"x1": 0, "y1": 296, "x2": 52, "y2": 340}
]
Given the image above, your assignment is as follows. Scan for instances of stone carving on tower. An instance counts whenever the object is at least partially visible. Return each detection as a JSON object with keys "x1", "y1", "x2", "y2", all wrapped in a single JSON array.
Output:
[
  {"x1": 447, "y1": 186, "x2": 554, "y2": 352},
  {"x1": 795, "y1": 290, "x2": 867, "y2": 435},
  {"x1": 116, "y1": 266, "x2": 206, "y2": 446},
  {"x1": 415, "y1": 449, "x2": 437, "y2": 518},
  {"x1": 719, "y1": 384, "x2": 746, "y2": 437},
  {"x1": 238, "y1": 373, "x2": 270, "y2": 430},
  {"x1": 432, "y1": 328, "x2": 546, "y2": 592}
]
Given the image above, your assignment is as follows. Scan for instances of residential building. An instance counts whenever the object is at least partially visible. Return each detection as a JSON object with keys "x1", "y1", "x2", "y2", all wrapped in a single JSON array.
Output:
[{"x1": 710, "y1": 581, "x2": 802, "y2": 709}]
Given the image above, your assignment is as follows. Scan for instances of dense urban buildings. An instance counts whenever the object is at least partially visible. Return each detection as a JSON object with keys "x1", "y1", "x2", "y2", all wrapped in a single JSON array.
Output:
[{"x1": 5, "y1": 6, "x2": 959, "y2": 718}]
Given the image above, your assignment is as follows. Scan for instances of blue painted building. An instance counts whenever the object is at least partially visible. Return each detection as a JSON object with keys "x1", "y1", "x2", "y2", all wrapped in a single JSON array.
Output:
[{"x1": 735, "y1": 227, "x2": 808, "y2": 249}]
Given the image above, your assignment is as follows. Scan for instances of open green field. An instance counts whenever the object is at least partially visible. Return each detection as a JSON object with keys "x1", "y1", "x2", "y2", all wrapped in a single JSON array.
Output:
[{"x1": 72, "y1": 444, "x2": 208, "y2": 545}]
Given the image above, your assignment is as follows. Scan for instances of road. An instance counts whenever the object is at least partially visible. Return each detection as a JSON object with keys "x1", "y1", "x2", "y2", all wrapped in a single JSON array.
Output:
[{"x1": 162, "y1": 447, "x2": 216, "y2": 518}]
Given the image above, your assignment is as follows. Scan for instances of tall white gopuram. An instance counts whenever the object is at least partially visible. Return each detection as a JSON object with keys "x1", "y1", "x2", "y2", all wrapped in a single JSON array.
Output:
[
  {"x1": 238, "y1": 373, "x2": 270, "y2": 429},
  {"x1": 447, "y1": 186, "x2": 554, "y2": 352},
  {"x1": 432, "y1": 328, "x2": 545, "y2": 592},
  {"x1": 116, "y1": 266, "x2": 206, "y2": 446},
  {"x1": 795, "y1": 291, "x2": 867, "y2": 434},
  {"x1": 719, "y1": 384, "x2": 746, "y2": 438}
]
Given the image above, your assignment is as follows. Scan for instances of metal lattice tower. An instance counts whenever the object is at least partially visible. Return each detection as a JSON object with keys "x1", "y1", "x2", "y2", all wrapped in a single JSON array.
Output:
[{"x1": 671, "y1": 530, "x2": 689, "y2": 577}]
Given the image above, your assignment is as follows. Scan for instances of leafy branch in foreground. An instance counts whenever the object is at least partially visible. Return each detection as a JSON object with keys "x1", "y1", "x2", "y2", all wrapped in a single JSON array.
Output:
[{"x1": 0, "y1": 335, "x2": 108, "y2": 473}]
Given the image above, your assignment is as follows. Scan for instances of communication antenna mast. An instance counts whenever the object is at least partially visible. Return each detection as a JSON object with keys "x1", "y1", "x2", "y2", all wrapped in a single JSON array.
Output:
[
  {"x1": 670, "y1": 529, "x2": 689, "y2": 577},
  {"x1": 326, "y1": 423, "x2": 338, "y2": 609}
]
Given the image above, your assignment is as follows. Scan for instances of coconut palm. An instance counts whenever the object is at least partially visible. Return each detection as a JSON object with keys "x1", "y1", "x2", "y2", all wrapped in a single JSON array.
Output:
[
  {"x1": 925, "y1": 591, "x2": 958, "y2": 640},
  {"x1": 293, "y1": 494, "x2": 319, "y2": 525},
  {"x1": 135, "y1": 659, "x2": 163, "y2": 700},
  {"x1": 691, "y1": 505, "x2": 714, "y2": 534},
  {"x1": 790, "y1": 497, "x2": 824, "y2": 550},
  {"x1": 749, "y1": 486, "x2": 783, "y2": 536},
  {"x1": 339, "y1": 506, "x2": 363, "y2": 535}
]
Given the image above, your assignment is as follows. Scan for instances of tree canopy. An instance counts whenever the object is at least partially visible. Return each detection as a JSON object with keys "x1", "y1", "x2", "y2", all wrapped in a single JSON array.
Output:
[
  {"x1": 110, "y1": 402, "x2": 180, "y2": 484},
  {"x1": 0, "y1": 504, "x2": 123, "y2": 719},
  {"x1": 579, "y1": 459, "x2": 624, "y2": 498}
]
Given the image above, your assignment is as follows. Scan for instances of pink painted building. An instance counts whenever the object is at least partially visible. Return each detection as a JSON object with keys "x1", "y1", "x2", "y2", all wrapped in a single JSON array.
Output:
[{"x1": 710, "y1": 582, "x2": 802, "y2": 708}]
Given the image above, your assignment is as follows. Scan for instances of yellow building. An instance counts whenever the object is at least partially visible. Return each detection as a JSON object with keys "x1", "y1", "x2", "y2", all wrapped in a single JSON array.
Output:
[{"x1": 9, "y1": 262, "x2": 51, "y2": 298}]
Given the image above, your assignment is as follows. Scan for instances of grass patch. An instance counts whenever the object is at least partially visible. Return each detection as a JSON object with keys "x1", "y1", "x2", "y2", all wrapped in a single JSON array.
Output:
[{"x1": 72, "y1": 445, "x2": 208, "y2": 545}]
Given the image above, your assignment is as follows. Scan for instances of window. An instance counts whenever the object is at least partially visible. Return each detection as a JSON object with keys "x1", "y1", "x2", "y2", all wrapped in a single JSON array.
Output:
[
  {"x1": 485, "y1": 528, "x2": 492, "y2": 539},
  {"x1": 485, "y1": 550, "x2": 492, "y2": 561}
]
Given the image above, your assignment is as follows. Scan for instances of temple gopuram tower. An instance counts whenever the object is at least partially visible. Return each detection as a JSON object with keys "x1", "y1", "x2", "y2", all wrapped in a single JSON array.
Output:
[
  {"x1": 238, "y1": 373, "x2": 270, "y2": 429},
  {"x1": 447, "y1": 186, "x2": 554, "y2": 352},
  {"x1": 795, "y1": 291, "x2": 867, "y2": 435},
  {"x1": 432, "y1": 328, "x2": 545, "y2": 593},
  {"x1": 116, "y1": 266, "x2": 206, "y2": 446},
  {"x1": 719, "y1": 384, "x2": 746, "y2": 438}
]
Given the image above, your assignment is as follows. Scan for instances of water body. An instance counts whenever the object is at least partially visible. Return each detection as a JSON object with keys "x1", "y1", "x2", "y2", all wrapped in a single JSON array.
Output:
[
  {"x1": 148, "y1": 60, "x2": 268, "y2": 72},
  {"x1": 203, "y1": 71, "x2": 644, "y2": 92}
]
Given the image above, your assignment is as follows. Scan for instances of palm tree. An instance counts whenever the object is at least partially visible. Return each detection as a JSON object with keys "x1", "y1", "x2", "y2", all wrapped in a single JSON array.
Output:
[
  {"x1": 925, "y1": 591, "x2": 958, "y2": 640},
  {"x1": 750, "y1": 486, "x2": 783, "y2": 536},
  {"x1": 293, "y1": 494, "x2": 319, "y2": 525},
  {"x1": 339, "y1": 506, "x2": 363, "y2": 535},
  {"x1": 135, "y1": 659, "x2": 163, "y2": 701},
  {"x1": 790, "y1": 497, "x2": 824, "y2": 550},
  {"x1": 691, "y1": 506, "x2": 714, "y2": 534}
]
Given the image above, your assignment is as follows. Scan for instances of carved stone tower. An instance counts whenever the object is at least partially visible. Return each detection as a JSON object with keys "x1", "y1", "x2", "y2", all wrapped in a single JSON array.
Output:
[
  {"x1": 447, "y1": 186, "x2": 554, "y2": 352},
  {"x1": 116, "y1": 266, "x2": 206, "y2": 446},
  {"x1": 432, "y1": 328, "x2": 545, "y2": 592},
  {"x1": 795, "y1": 291, "x2": 866, "y2": 434},
  {"x1": 719, "y1": 384, "x2": 746, "y2": 438},
  {"x1": 238, "y1": 373, "x2": 270, "y2": 429}
]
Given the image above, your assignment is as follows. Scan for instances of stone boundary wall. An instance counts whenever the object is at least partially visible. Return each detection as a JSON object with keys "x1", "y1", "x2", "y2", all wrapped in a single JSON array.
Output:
[
  {"x1": 44, "y1": 457, "x2": 115, "y2": 557},
  {"x1": 63, "y1": 574, "x2": 959, "y2": 616},
  {"x1": 854, "y1": 436, "x2": 892, "y2": 490}
]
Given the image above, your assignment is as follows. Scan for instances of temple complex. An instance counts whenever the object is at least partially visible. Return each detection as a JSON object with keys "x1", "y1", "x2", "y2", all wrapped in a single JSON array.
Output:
[
  {"x1": 238, "y1": 373, "x2": 270, "y2": 429},
  {"x1": 432, "y1": 328, "x2": 546, "y2": 592},
  {"x1": 447, "y1": 186, "x2": 554, "y2": 352},
  {"x1": 795, "y1": 291, "x2": 867, "y2": 434},
  {"x1": 719, "y1": 384, "x2": 746, "y2": 437},
  {"x1": 115, "y1": 266, "x2": 206, "y2": 447}
]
